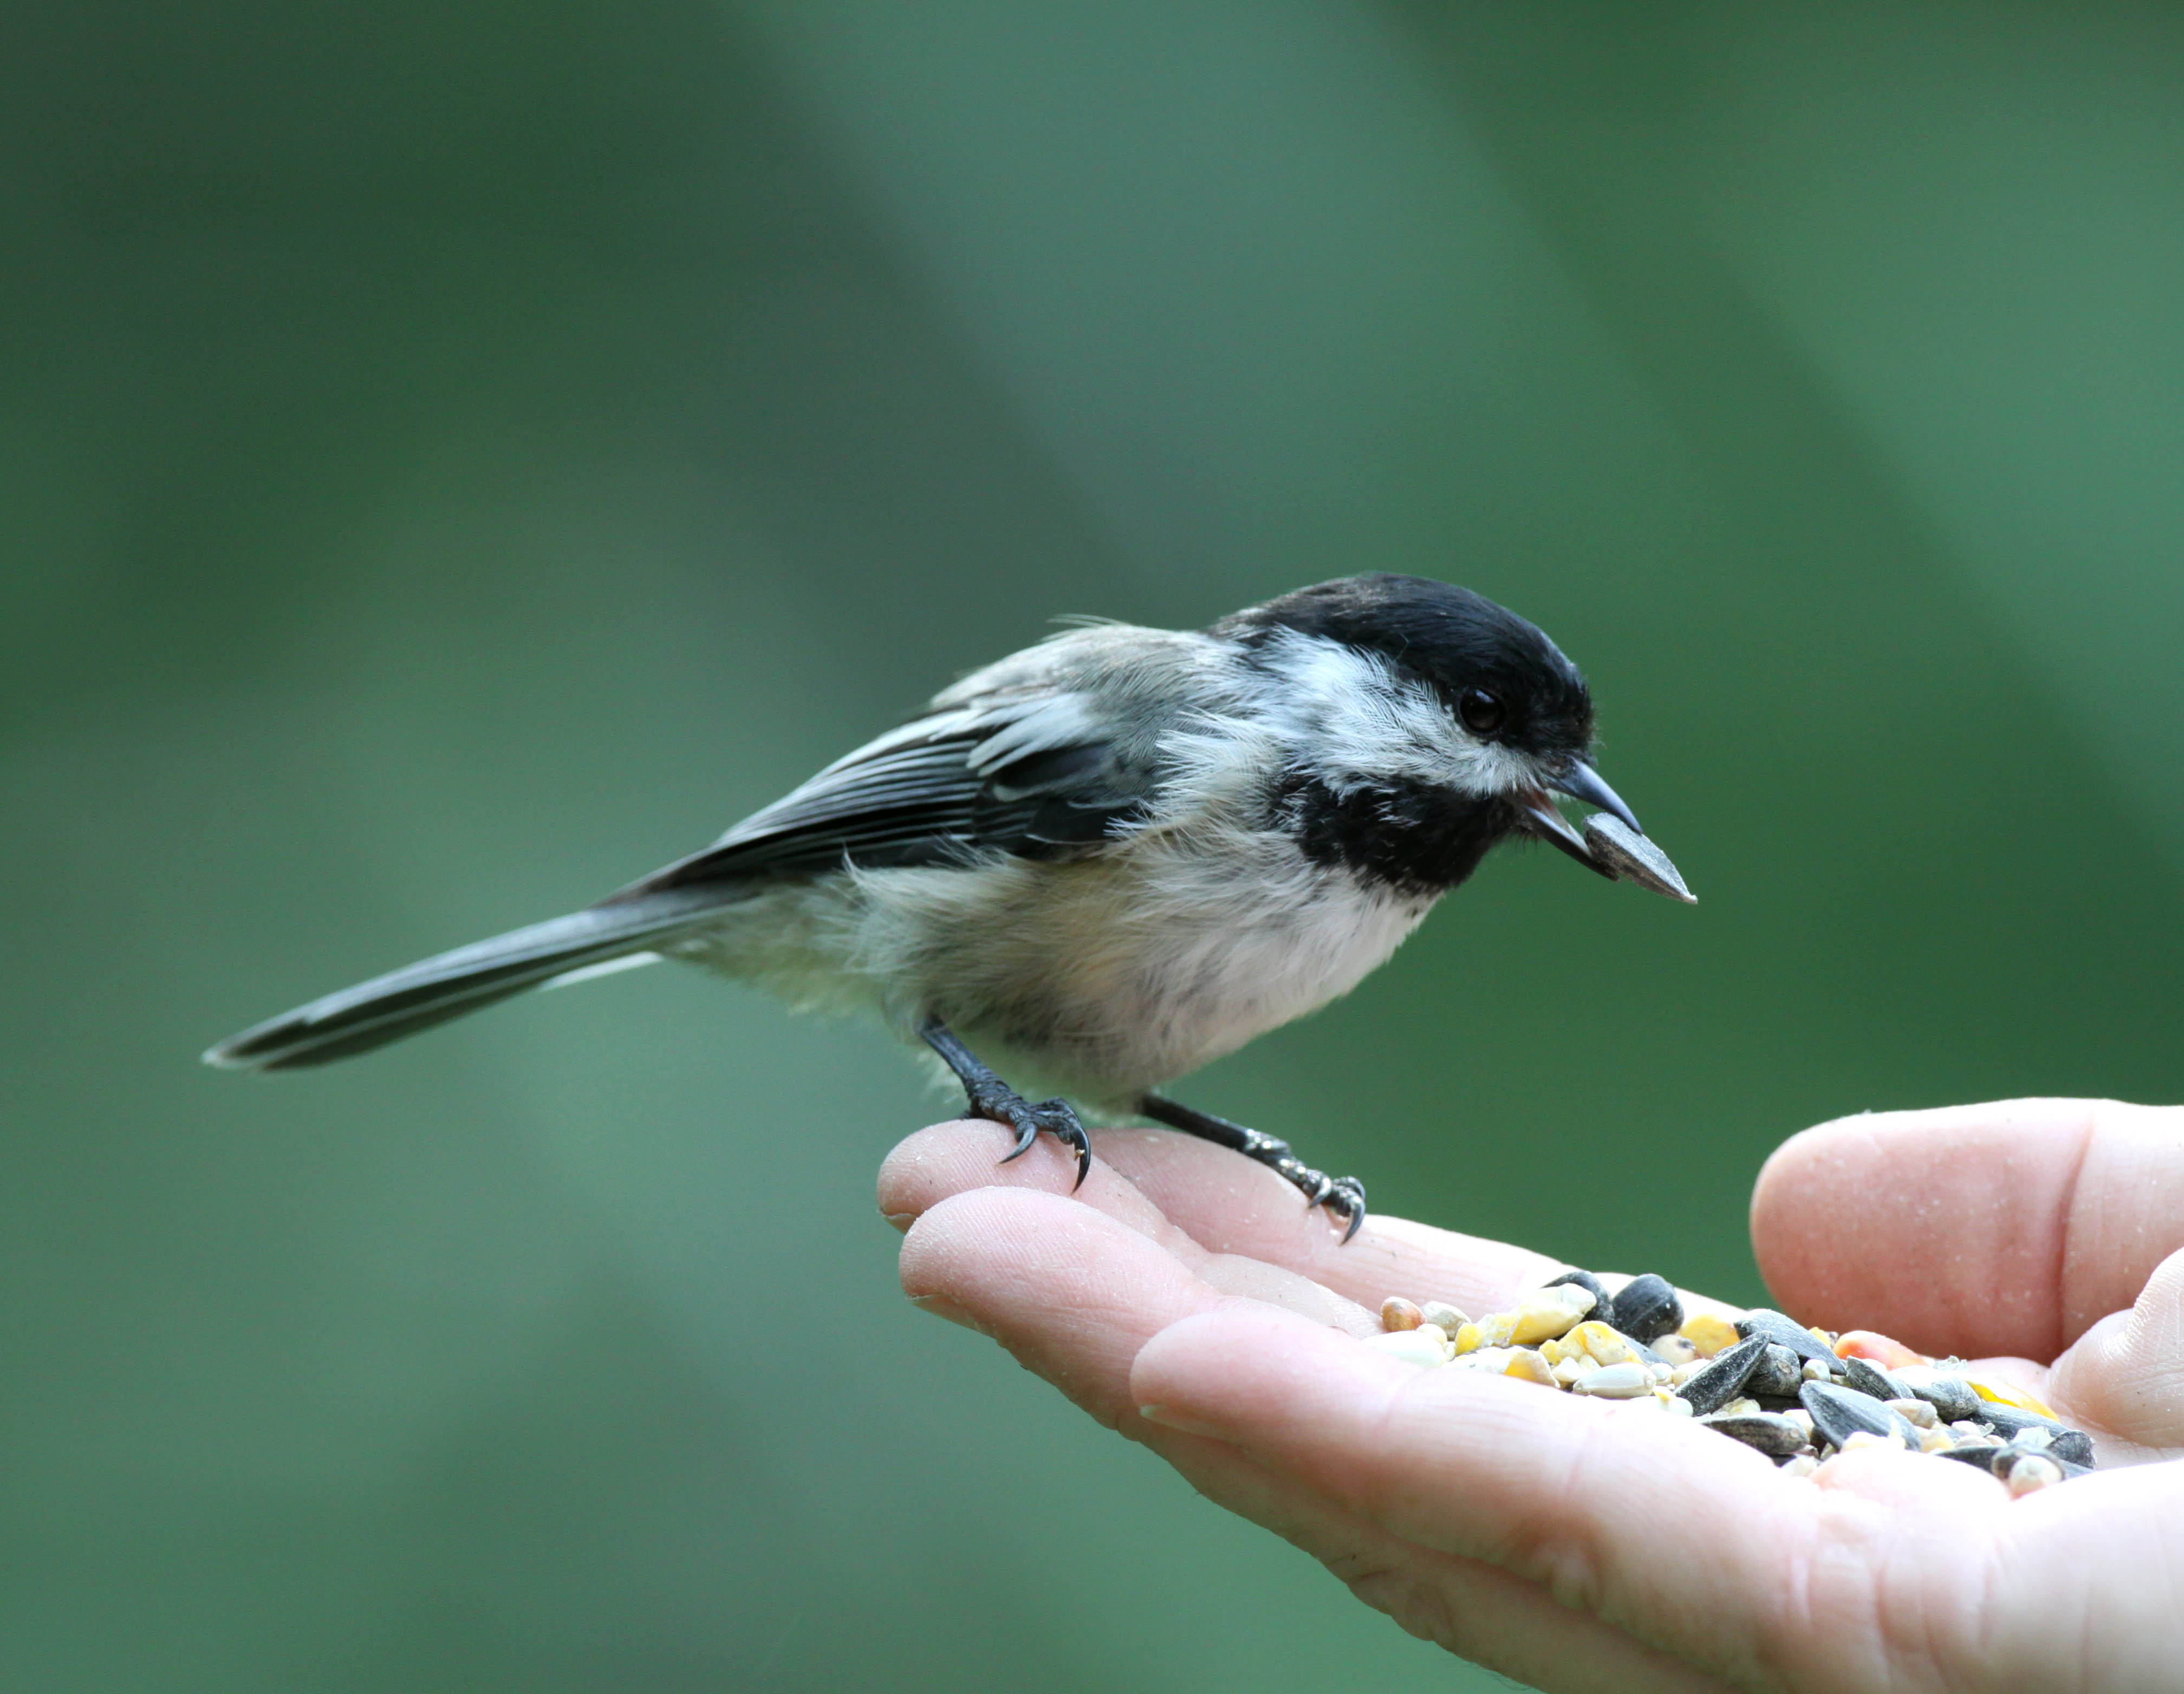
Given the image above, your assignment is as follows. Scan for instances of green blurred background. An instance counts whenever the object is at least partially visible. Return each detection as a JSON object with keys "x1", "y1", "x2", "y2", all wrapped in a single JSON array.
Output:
[{"x1": 6, "y1": 3, "x2": 2182, "y2": 1689}]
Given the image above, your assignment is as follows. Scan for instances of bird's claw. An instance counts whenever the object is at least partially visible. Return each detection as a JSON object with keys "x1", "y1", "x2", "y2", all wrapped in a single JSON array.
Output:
[
  {"x1": 1236, "y1": 1131, "x2": 1368, "y2": 1241},
  {"x1": 1323, "y1": 1175, "x2": 1368, "y2": 1244},
  {"x1": 973, "y1": 1085, "x2": 1093, "y2": 1191}
]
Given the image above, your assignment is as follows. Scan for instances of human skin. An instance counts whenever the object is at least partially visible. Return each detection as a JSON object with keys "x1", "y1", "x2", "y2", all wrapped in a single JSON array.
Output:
[{"x1": 879, "y1": 1100, "x2": 2184, "y2": 1693}]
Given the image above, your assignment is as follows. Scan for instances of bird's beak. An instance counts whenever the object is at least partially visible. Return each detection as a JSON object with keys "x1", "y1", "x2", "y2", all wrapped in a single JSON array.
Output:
[
  {"x1": 1514, "y1": 760, "x2": 1641, "y2": 879},
  {"x1": 1514, "y1": 787, "x2": 1616, "y2": 878},
  {"x1": 1550, "y1": 759, "x2": 1641, "y2": 834},
  {"x1": 1514, "y1": 759, "x2": 1694, "y2": 902}
]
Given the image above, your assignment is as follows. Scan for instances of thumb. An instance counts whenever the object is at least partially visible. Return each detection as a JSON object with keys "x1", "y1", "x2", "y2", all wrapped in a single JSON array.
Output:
[{"x1": 2045, "y1": 1243, "x2": 2184, "y2": 1452}]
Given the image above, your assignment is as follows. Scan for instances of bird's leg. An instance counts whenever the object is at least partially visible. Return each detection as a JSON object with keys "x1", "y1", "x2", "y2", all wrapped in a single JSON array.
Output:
[
  {"x1": 918, "y1": 1016, "x2": 1092, "y2": 1191},
  {"x1": 1138, "y1": 1094, "x2": 1367, "y2": 1242}
]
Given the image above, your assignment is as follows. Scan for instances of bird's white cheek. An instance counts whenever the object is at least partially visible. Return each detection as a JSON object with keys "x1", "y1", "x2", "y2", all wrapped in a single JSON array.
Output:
[
  {"x1": 1317, "y1": 690, "x2": 1531, "y2": 799},
  {"x1": 1252, "y1": 631, "x2": 1538, "y2": 799}
]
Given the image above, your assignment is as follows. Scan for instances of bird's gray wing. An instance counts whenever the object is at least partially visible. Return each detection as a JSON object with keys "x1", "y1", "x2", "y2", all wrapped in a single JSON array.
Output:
[
  {"x1": 205, "y1": 689, "x2": 1145, "y2": 1070},
  {"x1": 204, "y1": 628, "x2": 1215, "y2": 1071},
  {"x1": 629, "y1": 689, "x2": 1149, "y2": 890}
]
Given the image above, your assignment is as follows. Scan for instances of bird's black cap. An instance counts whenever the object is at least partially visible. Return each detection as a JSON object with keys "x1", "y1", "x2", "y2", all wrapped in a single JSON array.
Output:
[{"x1": 1217, "y1": 574, "x2": 1594, "y2": 761}]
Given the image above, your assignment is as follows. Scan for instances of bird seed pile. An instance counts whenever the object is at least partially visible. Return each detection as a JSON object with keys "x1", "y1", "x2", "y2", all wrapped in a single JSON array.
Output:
[{"x1": 1366, "y1": 1270, "x2": 2094, "y2": 1496}]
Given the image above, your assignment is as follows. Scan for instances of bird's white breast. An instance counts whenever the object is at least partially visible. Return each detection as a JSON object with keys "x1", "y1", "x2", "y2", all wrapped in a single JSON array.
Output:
[{"x1": 758, "y1": 824, "x2": 1441, "y2": 1105}]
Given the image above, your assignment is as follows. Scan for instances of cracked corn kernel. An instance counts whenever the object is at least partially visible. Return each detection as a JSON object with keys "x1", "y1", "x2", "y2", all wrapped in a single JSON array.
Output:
[
  {"x1": 1477, "y1": 1312, "x2": 1520, "y2": 1347},
  {"x1": 1967, "y1": 1376, "x2": 2058, "y2": 1418},
  {"x1": 1509, "y1": 1285, "x2": 1597, "y2": 1345},
  {"x1": 1566, "y1": 1321, "x2": 1640, "y2": 1369},
  {"x1": 1679, "y1": 1313, "x2": 1740, "y2": 1358}
]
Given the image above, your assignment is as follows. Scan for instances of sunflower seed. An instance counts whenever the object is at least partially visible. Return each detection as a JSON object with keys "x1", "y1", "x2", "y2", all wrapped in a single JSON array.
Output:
[
  {"x1": 1680, "y1": 1336, "x2": 1770, "y2": 1417},
  {"x1": 1701, "y1": 1412, "x2": 1808, "y2": 1456},
  {"x1": 1581, "y1": 813, "x2": 1696, "y2": 903},
  {"x1": 1609, "y1": 1273, "x2": 1685, "y2": 1345}
]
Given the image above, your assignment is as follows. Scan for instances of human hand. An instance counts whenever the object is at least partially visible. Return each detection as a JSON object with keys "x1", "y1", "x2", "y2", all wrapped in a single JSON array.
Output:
[{"x1": 880, "y1": 1100, "x2": 2184, "y2": 1692}]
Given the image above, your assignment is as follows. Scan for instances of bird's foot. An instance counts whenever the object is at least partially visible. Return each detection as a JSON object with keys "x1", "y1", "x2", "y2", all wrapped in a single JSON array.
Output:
[
  {"x1": 966, "y1": 1080, "x2": 1092, "y2": 1191},
  {"x1": 1231, "y1": 1126, "x2": 1368, "y2": 1243},
  {"x1": 1137, "y1": 1095, "x2": 1369, "y2": 1242}
]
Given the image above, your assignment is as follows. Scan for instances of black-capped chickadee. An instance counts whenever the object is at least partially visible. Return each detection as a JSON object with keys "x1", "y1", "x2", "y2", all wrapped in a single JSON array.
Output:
[{"x1": 207, "y1": 574, "x2": 1692, "y2": 1238}]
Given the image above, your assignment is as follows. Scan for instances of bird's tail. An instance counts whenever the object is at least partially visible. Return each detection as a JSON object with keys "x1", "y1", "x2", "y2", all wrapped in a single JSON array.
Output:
[{"x1": 203, "y1": 886, "x2": 736, "y2": 1072}]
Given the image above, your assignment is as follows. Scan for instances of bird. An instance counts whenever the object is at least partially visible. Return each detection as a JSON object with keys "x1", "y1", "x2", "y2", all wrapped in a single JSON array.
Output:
[{"x1": 206, "y1": 573, "x2": 1692, "y2": 1240}]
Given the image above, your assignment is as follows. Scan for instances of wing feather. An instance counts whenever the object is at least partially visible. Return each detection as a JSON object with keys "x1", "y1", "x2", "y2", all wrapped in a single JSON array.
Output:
[{"x1": 632, "y1": 688, "x2": 1145, "y2": 890}]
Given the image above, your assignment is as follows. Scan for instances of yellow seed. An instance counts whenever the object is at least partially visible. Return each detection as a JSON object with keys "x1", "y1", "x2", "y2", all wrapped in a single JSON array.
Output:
[
  {"x1": 1509, "y1": 1285, "x2": 1596, "y2": 1345},
  {"x1": 1680, "y1": 1313, "x2": 1740, "y2": 1358},
  {"x1": 1478, "y1": 1312, "x2": 1519, "y2": 1347},
  {"x1": 1550, "y1": 1355, "x2": 1587, "y2": 1386},
  {"x1": 1967, "y1": 1376, "x2": 2058, "y2": 1419},
  {"x1": 1504, "y1": 1347, "x2": 1558, "y2": 1387},
  {"x1": 1452, "y1": 1323, "x2": 1483, "y2": 1356},
  {"x1": 1569, "y1": 1320, "x2": 1637, "y2": 1368}
]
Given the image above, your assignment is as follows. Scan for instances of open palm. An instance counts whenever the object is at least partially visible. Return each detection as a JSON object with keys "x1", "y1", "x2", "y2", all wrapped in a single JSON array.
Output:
[{"x1": 881, "y1": 1100, "x2": 2184, "y2": 1693}]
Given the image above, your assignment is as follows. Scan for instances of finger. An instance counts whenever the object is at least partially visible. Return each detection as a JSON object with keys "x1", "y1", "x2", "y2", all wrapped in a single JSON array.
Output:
[
  {"x1": 2045, "y1": 1243, "x2": 2184, "y2": 1452},
  {"x1": 887, "y1": 1120, "x2": 1728, "y2": 1337},
  {"x1": 880, "y1": 1117, "x2": 1179, "y2": 1243},
  {"x1": 1752, "y1": 1099, "x2": 2184, "y2": 1359},
  {"x1": 898, "y1": 1184, "x2": 1224, "y2": 1426},
  {"x1": 1152, "y1": 1432, "x2": 1732, "y2": 1694},
  {"x1": 1089, "y1": 1126, "x2": 1574, "y2": 1317},
  {"x1": 1131, "y1": 1303, "x2": 2024, "y2": 1691},
  {"x1": 899, "y1": 1179, "x2": 1386, "y2": 1423},
  {"x1": 884, "y1": 1121, "x2": 1378, "y2": 1333}
]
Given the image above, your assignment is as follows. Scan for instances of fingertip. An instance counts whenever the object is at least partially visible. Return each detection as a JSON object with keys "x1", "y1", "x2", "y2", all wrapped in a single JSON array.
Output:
[
  {"x1": 2046, "y1": 1245, "x2": 2184, "y2": 1450},
  {"x1": 1127, "y1": 1302, "x2": 1389, "y2": 1439},
  {"x1": 1135, "y1": 1402, "x2": 1230, "y2": 1438},
  {"x1": 1128, "y1": 1305, "x2": 1269, "y2": 1404},
  {"x1": 898, "y1": 1184, "x2": 1240, "y2": 1428},
  {"x1": 1751, "y1": 1101, "x2": 2100, "y2": 1360},
  {"x1": 877, "y1": 1116, "x2": 1085, "y2": 1223},
  {"x1": 876, "y1": 1118, "x2": 990, "y2": 1223},
  {"x1": 1748, "y1": 1112, "x2": 1881, "y2": 1306},
  {"x1": 896, "y1": 1182, "x2": 1073, "y2": 1300}
]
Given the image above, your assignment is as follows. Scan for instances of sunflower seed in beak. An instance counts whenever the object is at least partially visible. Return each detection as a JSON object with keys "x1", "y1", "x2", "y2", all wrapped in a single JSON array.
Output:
[{"x1": 1582, "y1": 812, "x2": 1696, "y2": 903}]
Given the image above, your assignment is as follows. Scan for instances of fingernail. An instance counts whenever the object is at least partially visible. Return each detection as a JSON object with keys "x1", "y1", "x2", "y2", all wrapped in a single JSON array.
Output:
[
  {"x1": 882, "y1": 1211, "x2": 916, "y2": 1234},
  {"x1": 1138, "y1": 1404, "x2": 1228, "y2": 1438},
  {"x1": 908, "y1": 1293, "x2": 984, "y2": 1332}
]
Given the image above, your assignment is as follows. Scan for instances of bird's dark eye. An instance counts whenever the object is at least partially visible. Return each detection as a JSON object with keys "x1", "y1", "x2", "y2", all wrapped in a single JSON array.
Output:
[{"x1": 1457, "y1": 687, "x2": 1505, "y2": 736}]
